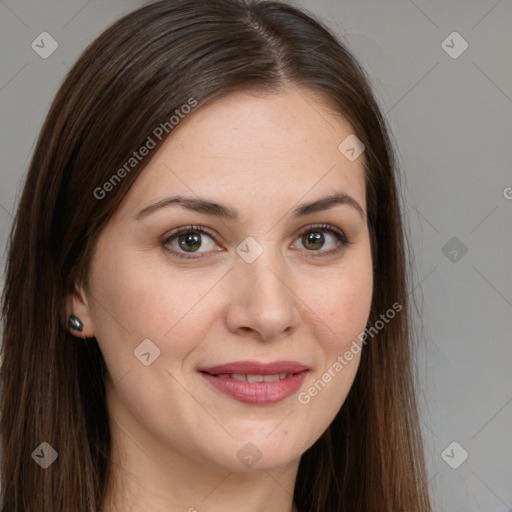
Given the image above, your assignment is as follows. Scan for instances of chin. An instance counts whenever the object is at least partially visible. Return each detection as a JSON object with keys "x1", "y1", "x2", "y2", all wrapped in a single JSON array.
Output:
[{"x1": 198, "y1": 432, "x2": 310, "y2": 473}]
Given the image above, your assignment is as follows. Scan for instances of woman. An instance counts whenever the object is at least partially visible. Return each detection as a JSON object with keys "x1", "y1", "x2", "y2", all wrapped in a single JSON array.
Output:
[{"x1": 1, "y1": 0, "x2": 432, "y2": 510}]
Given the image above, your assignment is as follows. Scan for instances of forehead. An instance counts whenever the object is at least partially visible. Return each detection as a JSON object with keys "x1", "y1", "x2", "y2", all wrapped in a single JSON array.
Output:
[{"x1": 119, "y1": 87, "x2": 367, "y2": 219}]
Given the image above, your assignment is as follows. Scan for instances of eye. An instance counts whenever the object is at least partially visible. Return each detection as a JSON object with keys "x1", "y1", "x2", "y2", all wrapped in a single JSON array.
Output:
[
  {"x1": 162, "y1": 223, "x2": 351, "y2": 261},
  {"x1": 291, "y1": 224, "x2": 351, "y2": 257},
  {"x1": 162, "y1": 225, "x2": 221, "y2": 259}
]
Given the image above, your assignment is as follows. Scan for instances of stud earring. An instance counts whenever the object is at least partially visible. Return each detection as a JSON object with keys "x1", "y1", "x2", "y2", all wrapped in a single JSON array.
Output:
[{"x1": 68, "y1": 314, "x2": 83, "y2": 333}]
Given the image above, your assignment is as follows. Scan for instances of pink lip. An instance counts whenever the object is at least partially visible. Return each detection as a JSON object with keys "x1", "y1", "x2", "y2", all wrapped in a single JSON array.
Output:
[{"x1": 199, "y1": 360, "x2": 309, "y2": 405}]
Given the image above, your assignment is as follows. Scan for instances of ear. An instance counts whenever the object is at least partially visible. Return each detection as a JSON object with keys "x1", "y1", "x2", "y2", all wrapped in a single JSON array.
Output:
[{"x1": 65, "y1": 283, "x2": 95, "y2": 339}]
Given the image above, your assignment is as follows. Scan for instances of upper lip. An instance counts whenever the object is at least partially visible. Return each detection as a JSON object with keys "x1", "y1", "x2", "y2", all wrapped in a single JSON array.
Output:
[{"x1": 199, "y1": 360, "x2": 309, "y2": 375}]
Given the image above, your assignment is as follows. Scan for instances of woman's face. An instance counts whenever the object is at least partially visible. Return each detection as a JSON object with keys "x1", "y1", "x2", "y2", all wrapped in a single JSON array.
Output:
[{"x1": 73, "y1": 87, "x2": 373, "y2": 472}]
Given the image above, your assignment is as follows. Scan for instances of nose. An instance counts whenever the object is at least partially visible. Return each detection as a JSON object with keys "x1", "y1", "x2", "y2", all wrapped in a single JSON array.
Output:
[{"x1": 225, "y1": 252, "x2": 300, "y2": 341}]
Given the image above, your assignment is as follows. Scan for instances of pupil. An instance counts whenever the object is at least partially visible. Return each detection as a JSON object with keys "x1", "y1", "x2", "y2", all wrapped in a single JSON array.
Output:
[
  {"x1": 179, "y1": 232, "x2": 201, "y2": 252},
  {"x1": 303, "y1": 231, "x2": 324, "y2": 250}
]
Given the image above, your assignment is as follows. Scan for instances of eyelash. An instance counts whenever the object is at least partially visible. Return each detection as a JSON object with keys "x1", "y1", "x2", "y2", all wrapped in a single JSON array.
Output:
[{"x1": 161, "y1": 223, "x2": 352, "y2": 260}]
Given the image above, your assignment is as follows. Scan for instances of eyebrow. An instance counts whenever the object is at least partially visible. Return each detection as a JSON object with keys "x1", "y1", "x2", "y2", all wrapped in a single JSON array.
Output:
[{"x1": 135, "y1": 191, "x2": 365, "y2": 221}]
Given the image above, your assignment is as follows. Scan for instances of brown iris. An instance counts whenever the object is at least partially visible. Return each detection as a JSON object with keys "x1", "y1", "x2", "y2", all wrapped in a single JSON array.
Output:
[
  {"x1": 302, "y1": 231, "x2": 324, "y2": 250},
  {"x1": 178, "y1": 231, "x2": 202, "y2": 252}
]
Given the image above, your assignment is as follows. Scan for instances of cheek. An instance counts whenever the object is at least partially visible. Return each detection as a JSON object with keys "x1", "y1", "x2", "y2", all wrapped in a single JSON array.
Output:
[
  {"x1": 294, "y1": 253, "x2": 372, "y2": 433},
  {"x1": 86, "y1": 247, "x2": 226, "y2": 373},
  {"x1": 330, "y1": 278, "x2": 372, "y2": 344},
  {"x1": 308, "y1": 258, "x2": 373, "y2": 351}
]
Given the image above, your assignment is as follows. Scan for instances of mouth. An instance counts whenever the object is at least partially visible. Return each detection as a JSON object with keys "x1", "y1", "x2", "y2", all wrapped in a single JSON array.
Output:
[{"x1": 198, "y1": 360, "x2": 309, "y2": 405}]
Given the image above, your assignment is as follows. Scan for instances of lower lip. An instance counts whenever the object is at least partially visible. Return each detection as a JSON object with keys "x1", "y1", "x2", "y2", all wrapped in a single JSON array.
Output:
[{"x1": 201, "y1": 371, "x2": 308, "y2": 405}]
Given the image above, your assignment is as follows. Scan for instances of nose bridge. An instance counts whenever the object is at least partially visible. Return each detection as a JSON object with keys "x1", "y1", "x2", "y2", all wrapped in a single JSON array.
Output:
[
  {"x1": 227, "y1": 242, "x2": 299, "y2": 338},
  {"x1": 246, "y1": 255, "x2": 288, "y2": 304}
]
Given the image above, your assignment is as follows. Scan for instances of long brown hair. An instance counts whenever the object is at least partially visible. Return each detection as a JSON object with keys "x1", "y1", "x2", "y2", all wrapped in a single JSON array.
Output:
[{"x1": 1, "y1": 1, "x2": 431, "y2": 510}]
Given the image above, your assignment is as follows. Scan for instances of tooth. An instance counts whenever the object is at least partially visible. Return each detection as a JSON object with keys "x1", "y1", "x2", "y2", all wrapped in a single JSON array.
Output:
[
  {"x1": 279, "y1": 373, "x2": 287, "y2": 379},
  {"x1": 263, "y1": 374, "x2": 280, "y2": 382},
  {"x1": 246, "y1": 374, "x2": 264, "y2": 383},
  {"x1": 231, "y1": 373, "x2": 247, "y2": 381},
  {"x1": 217, "y1": 374, "x2": 229, "y2": 379}
]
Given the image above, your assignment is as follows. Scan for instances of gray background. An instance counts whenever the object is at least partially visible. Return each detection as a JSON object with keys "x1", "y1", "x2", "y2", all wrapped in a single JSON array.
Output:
[{"x1": 1, "y1": 1, "x2": 511, "y2": 510}]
